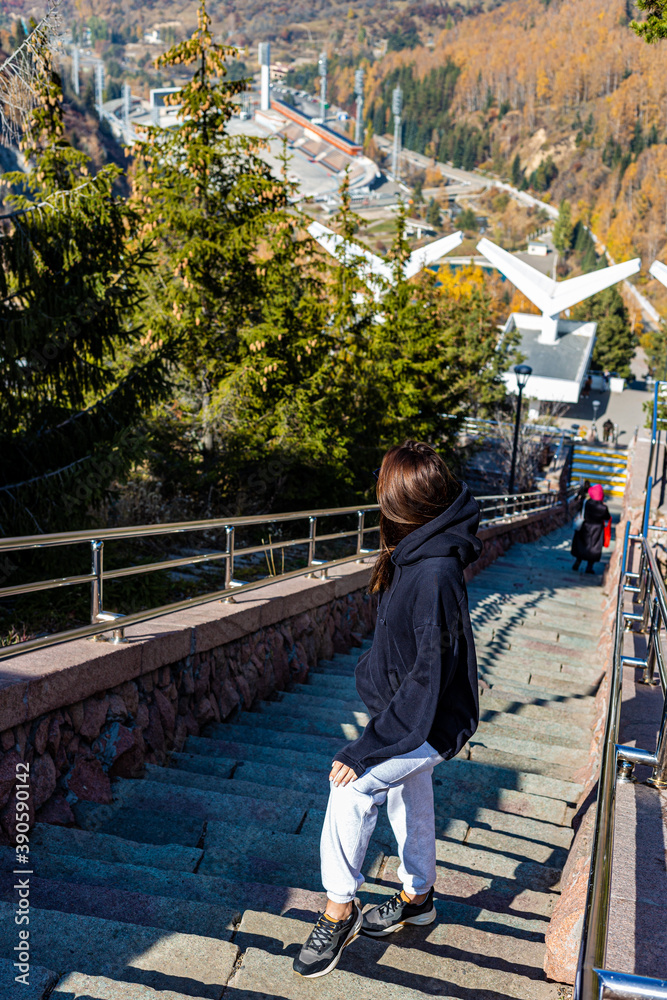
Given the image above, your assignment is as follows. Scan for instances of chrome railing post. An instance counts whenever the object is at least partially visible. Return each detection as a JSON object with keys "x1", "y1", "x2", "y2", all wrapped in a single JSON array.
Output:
[
  {"x1": 223, "y1": 526, "x2": 236, "y2": 602},
  {"x1": 308, "y1": 515, "x2": 317, "y2": 566},
  {"x1": 307, "y1": 515, "x2": 318, "y2": 578},
  {"x1": 642, "y1": 597, "x2": 661, "y2": 685},
  {"x1": 91, "y1": 540, "x2": 103, "y2": 624},
  {"x1": 646, "y1": 690, "x2": 667, "y2": 788},
  {"x1": 356, "y1": 510, "x2": 366, "y2": 560},
  {"x1": 90, "y1": 539, "x2": 126, "y2": 643}
]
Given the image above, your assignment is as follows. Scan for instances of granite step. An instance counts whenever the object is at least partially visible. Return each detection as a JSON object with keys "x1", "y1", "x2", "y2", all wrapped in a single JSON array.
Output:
[
  {"x1": 0, "y1": 902, "x2": 238, "y2": 1000},
  {"x1": 141, "y1": 765, "x2": 330, "y2": 812},
  {"x1": 72, "y1": 802, "x2": 206, "y2": 847},
  {"x1": 0, "y1": 958, "x2": 58, "y2": 999},
  {"x1": 388, "y1": 860, "x2": 559, "y2": 918},
  {"x1": 299, "y1": 673, "x2": 594, "y2": 724},
  {"x1": 49, "y1": 972, "x2": 211, "y2": 1000},
  {"x1": 111, "y1": 778, "x2": 307, "y2": 832},
  {"x1": 466, "y1": 744, "x2": 583, "y2": 782},
  {"x1": 0, "y1": 870, "x2": 239, "y2": 941},
  {"x1": 269, "y1": 692, "x2": 591, "y2": 749},
  {"x1": 30, "y1": 823, "x2": 203, "y2": 872},
  {"x1": 205, "y1": 723, "x2": 346, "y2": 757},
  {"x1": 226, "y1": 948, "x2": 444, "y2": 1000},
  {"x1": 184, "y1": 735, "x2": 338, "y2": 774},
  {"x1": 230, "y1": 907, "x2": 560, "y2": 1000}
]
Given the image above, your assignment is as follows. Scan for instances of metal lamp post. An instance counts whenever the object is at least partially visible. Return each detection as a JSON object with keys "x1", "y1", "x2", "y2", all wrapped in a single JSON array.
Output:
[
  {"x1": 591, "y1": 399, "x2": 600, "y2": 441},
  {"x1": 508, "y1": 364, "x2": 532, "y2": 494}
]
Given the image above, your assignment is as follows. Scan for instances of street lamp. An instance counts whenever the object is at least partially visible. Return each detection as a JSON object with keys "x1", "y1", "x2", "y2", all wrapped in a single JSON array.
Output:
[
  {"x1": 508, "y1": 364, "x2": 532, "y2": 494},
  {"x1": 591, "y1": 399, "x2": 600, "y2": 441}
]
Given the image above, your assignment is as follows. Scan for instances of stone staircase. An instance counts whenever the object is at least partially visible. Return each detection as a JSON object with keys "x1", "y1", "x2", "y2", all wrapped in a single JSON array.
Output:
[
  {"x1": 570, "y1": 442, "x2": 628, "y2": 498},
  {"x1": 0, "y1": 523, "x2": 607, "y2": 1000}
]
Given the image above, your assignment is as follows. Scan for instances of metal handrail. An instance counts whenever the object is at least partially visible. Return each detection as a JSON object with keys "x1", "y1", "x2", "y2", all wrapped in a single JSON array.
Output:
[
  {"x1": 575, "y1": 480, "x2": 667, "y2": 1000},
  {"x1": 645, "y1": 380, "x2": 667, "y2": 491},
  {"x1": 0, "y1": 487, "x2": 572, "y2": 660}
]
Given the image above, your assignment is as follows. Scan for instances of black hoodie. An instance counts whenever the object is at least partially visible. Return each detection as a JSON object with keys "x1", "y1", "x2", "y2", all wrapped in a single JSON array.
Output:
[{"x1": 333, "y1": 484, "x2": 482, "y2": 778}]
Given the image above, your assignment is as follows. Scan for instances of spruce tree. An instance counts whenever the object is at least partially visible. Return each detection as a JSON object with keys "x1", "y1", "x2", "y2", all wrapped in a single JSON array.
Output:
[
  {"x1": 0, "y1": 42, "x2": 166, "y2": 535},
  {"x1": 552, "y1": 200, "x2": 574, "y2": 253},
  {"x1": 632, "y1": 0, "x2": 667, "y2": 42},
  {"x1": 130, "y1": 0, "x2": 296, "y2": 502},
  {"x1": 573, "y1": 287, "x2": 635, "y2": 378}
]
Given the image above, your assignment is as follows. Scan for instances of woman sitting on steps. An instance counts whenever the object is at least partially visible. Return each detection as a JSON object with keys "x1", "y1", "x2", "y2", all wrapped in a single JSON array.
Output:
[{"x1": 293, "y1": 439, "x2": 482, "y2": 979}]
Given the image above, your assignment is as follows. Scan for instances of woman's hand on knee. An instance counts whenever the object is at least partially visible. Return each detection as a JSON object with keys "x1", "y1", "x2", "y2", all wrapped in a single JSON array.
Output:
[{"x1": 330, "y1": 761, "x2": 357, "y2": 787}]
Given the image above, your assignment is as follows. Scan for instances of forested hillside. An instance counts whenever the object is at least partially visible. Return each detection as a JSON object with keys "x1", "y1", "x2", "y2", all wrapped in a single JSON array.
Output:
[{"x1": 321, "y1": 0, "x2": 667, "y2": 307}]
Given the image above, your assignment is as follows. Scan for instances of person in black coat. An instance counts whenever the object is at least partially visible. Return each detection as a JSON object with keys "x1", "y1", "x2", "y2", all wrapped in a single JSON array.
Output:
[
  {"x1": 572, "y1": 483, "x2": 611, "y2": 573},
  {"x1": 293, "y1": 440, "x2": 482, "y2": 979}
]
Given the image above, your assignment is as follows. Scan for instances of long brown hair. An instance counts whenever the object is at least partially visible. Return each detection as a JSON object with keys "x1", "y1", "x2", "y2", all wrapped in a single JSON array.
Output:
[{"x1": 369, "y1": 440, "x2": 460, "y2": 593}]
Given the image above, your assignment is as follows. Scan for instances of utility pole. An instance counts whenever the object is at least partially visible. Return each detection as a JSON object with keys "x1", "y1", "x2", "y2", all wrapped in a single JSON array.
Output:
[
  {"x1": 95, "y1": 61, "x2": 105, "y2": 118},
  {"x1": 122, "y1": 82, "x2": 131, "y2": 142},
  {"x1": 258, "y1": 42, "x2": 270, "y2": 112},
  {"x1": 71, "y1": 45, "x2": 80, "y2": 97},
  {"x1": 354, "y1": 67, "x2": 364, "y2": 145},
  {"x1": 318, "y1": 51, "x2": 327, "y2": 121},
  {"x1": 391, "y1": 84, "x2": 403, "y2": 181}
]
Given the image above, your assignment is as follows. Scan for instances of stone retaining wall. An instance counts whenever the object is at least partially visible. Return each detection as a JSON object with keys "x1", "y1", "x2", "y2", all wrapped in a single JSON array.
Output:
[{"x1": 0, "y1": 497, "x2": 574, "y2": 844}]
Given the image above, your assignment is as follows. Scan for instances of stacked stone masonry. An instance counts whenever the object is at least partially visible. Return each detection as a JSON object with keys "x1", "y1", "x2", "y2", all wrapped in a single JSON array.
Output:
[{"x1": 0, "y1": 592, "x2": 376, "y2": 842}]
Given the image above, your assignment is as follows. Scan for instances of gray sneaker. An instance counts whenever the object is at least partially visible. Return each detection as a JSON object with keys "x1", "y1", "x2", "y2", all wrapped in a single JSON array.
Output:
[
  {"x1": 361, "y1": 887, "x2": 436, "y2": 936},
  {"x1": 293, "y1": 900, "x2": 362, "y2": 978}
]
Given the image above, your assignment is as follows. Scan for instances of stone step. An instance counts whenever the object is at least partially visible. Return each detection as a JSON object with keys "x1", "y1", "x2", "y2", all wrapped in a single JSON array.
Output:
[
  {"x1": 231, "y1": 906, "x2": 560, "y2": 1000},
  {"x1": 279, "y1": 689, "x2": 590, "y2": 748},
  {"x1": 111, "y1": 778, "x2": 307, "y2": 833},
  {"x1": 469, "y1": 580, "x2": 601, "y2": 610},
  {"x1": 227, "y1": 948, "x2": 444, "y2": 1000},
  {"x1": 378, "y1": 854, "x2": 557, "y2": 917},
  {"x1": 478, "y1": 689, "x2": 594, "y2": 726},
  {"x1": 72, "y1": 802, "x2": 206, "y2": 848},
  {"x1": 49, "y1": 972, "x2": 211, "y2": 1000},
  {"x1": 429, "y1": 840, "x2": 562, "y2": 893},
  {"x1": 438, "y1": 755, "x2": 582, "y2": 805},
  {"x1": 473, "y1": 622, "x2": 597, "y2": 650},
  {"x1": 0, "y1": 902, "x2": 238, "y2": 1000},
  {"x1": 298, "y1": 793, "x2": 572, "y2": 852},
  {"x1": 0, "y1": 848, "x2": 324, "y2": 918},
  {"x1": 0, "y1": 958, "x2": 58, "y2": 998},
  {"x1": 142, "y1": 765, "x2": 330, "y2": 812},
  {"x1": 470, "y1": 729, "x2": 583, "y2": 769},
  {"x1": 198, "y1": 822, "x2": 388, "y2": 891},
  {"x1": 184, "y1": 735, "x2": 338, "y2": 774},
  {"x1": 30, "y1": 823, "x2": 203, "y2": 872},
  {"x1": 467, "y1": 743, "x2": 581, "y2": 782},
  {"x1": 300, "y1": 672, "x2": 594, "y2": 724},
  {"x1": 481, "y1": 672, "x2": 596, "y2": 705},
  {"x1": 170, "y1": 753, "x2": 331, "y2": 796},
  {"x1": 0, "y1": 870, "x2": 239, "y2": 942},
  {"x1": 205, "y1": 723, "x2": 346, "y2": 758}
]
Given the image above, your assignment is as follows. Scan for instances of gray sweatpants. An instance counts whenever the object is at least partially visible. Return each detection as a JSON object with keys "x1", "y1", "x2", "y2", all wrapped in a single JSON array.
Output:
[{"x1": 320, "y1": 741, "x2": 444, "y2": 903}]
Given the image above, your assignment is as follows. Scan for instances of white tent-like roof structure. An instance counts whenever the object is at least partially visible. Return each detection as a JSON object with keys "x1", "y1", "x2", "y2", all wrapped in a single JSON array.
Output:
[
  {"x1": 308, "y1": 221, "x2": 463, "y2": 299},
  {"x1": 477, "y1": 238, "x2": 641, "y2": 344}
]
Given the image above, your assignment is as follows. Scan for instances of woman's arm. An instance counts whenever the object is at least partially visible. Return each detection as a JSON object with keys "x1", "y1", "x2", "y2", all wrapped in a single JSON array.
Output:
[{"x1": 331, "y1": 621, "x2": 458, "y2": 779}]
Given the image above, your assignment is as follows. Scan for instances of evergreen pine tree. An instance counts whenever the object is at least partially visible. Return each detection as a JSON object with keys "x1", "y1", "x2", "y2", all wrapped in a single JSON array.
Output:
[
  {"x1": 552, "y1": 200, "x2": 574, "y2": 253},
  {"x1": 511, "y1": 153, "x2": 522, "y2": 187},
  {"x1": 632, "y1": 0, "x2": 667, "y2": 42},
  {"x1": 130, "y1": 0, "x2": 296, "y2": 502},
  {"x1": 573, "y1": 287, "x2": 635, "y2": 378},
  {"x1": 0, "y1": 39, "x2": 166, "y2": 534}
]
